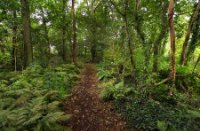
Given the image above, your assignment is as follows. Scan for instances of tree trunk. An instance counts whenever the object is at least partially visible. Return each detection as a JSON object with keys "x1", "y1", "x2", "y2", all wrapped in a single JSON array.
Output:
[
  {"x1": 62, "y1": 0, "x2": 67, "y2": 62},
  {"x1": 21, "y1": 0, "x2": 33, "y2": 68},
  {"x1": 168, "y1": 0, "x2": 176, "y2": 86},
  {"x1": 41, "y1": 8, "x2": 51, "y2": 62},
  {"x1": 134, "y1": 0, "x2": 145, "y2": 43},
  {"x1": 180, "y1": 1, "x2": 200, "y2": 65},
  {"x1": 125, "y1": 0, "x2": 136, "y2": 84},
  {"x1": 192, "y1": 54, "x2": 200, "y2": 73},
  {"x1": 91, "y1": 43, "x2": 97, "y2": 62},
  {"x1": 134, "y1": 0, "x2": 149, "y2": 72},
  {"x1": 72, "y1": 0, "x2": 77, "y2": 65},
  {"x1": 186, "y1": 11, "x2": 200, "y2": 63},
  {"x1": 12, "y1": 10, "x2": 17, "y2": 71},
  {"x1": 152, "y1": 0, "x2": 168, "y2": 72},
  {"x1": 91, "y1": 16, "x2": 97, "y2": 62}
]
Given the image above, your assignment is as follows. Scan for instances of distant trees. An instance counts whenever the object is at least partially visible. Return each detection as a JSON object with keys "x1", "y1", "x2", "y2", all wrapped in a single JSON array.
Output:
[{"x1": 0, "y1": 0, "x2": 199, "y2": 79}]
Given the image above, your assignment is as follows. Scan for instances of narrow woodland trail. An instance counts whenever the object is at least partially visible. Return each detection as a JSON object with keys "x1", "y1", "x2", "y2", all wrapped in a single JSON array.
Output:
[{"x1": 67, "y1": 64, "x2": 126, "y2": 131}]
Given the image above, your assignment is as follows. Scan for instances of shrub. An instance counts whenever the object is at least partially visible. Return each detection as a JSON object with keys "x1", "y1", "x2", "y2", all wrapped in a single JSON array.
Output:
[{"x1": 114, "y1": 92, "x2": 200, "y2": 131}]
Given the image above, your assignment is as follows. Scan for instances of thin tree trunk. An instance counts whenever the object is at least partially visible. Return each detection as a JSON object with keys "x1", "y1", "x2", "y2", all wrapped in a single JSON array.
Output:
[
  {"x1": 91, "y1": 13, "x2": 97, "y2": 62},
  {"x1": 180, "y1": 1, "x2": 200, "y2": 65},
  {"x1": 109, "y1": 0, "x2": 136, "y2": 83},
  {"x1": 125, "y1": 0, "x2": 136, "y2": 84},
  {"x1": 21, "y1": 0, "x2": 33, "y2": 68},
  {"x1": 186, "y1": 11, "x2": 200, "y2": 64},
  {"x1": 12, "y1": 10, "x2": 17, "y2": 71},
  {"x1": 72, "y1": 0, "x2": 77, "y2": 65},
  {"x1": 152, "y1": 0, "x2": 168, "y2": 72},
  {"x1": 168, "y1": 0, "x2": 176, "y2": 86},
  {"x1": 192, "y1": 54, "x2": 200, "y2": 73},
  {"x1": 62, "y1": 0, "x2": 67, "y2": 62},
  {"x1": 134, "y1": 0, "x2": 145, "y2": 43},
  {"x1": 41, "y1": 8, "x2": 51, "y2": 62},
  {"x1": 124, "y1": 17, "x2": 136, "y2": 79},
  {"x1": 91, "y1": 21, "x2": 97, "y2": 63},
  {"x1": 134, "y1": 0, "x2": 149, "y2": 72}
]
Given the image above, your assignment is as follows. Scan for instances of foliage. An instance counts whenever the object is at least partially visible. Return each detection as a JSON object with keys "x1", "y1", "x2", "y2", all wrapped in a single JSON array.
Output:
[
  {"x1": 114, "y1": 92, "x2": 200, "y2": 131},
  {"x1": 1, "y1": 0, "x2": 200, "y2": 130},
  {"x1": 8, "y1": 64, "x2": 80, "y2": 96},
  {"x1": 100, "y1": 81, "x2": 134, "y2": 101},
  {"x1": 0, "y1": 85, "x2": 70, "y2": 131},
  {"x1": 0, "y1": 64, "x2": 79, "y2": 130},
  {"x1": 97, "y1": 66, "x2": 115, "y2": 80},
  {"x1": 97, "y1": 64, "x2": 200, "y2": 130}
]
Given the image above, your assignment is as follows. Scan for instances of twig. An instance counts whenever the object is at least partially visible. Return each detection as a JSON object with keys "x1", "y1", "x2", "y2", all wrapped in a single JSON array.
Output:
[{"x1": 155, "y1": 77, "x2": 171, "y2": 86}]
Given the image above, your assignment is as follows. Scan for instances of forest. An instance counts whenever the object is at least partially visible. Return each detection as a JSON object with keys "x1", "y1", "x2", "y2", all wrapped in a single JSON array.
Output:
[{"x1": 0, "y1": 0, "x2": 200, "y2": 130}]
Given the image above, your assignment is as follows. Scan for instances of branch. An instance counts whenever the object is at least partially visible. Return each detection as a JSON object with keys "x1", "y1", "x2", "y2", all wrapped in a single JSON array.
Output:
[
  {"x1": 109, "y1": 0, "x2": 125, "y2": 17},
  {"x1": 94, "y1": 1, "x2": 102, "y2": 12},
  {"x1": 85, "y1": 0, "x2": 91, "y2": 13},
  {"x1": 192, "y1": 54, "x2": 200, "y2": 73},
  {"x1": 155, "y1": 77, "x2": 171, "y2": 86},
  {"x1": 194, "y1": 73, "x2": 200, "y2": 79}
]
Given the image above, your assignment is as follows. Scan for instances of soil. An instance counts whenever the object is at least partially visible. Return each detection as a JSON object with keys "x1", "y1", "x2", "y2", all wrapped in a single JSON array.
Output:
[{"x1": 66, "y1": 64, "x2": 126, "y2": 131}]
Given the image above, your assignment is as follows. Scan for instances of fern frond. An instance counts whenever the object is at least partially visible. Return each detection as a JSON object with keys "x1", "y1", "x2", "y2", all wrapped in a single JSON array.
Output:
[
  {"x1": 47, "y1": 101, "x2": 61, "y2": 111},
  {"x1": 23, "y1": 113, "x2": 42, "y2": 126}
]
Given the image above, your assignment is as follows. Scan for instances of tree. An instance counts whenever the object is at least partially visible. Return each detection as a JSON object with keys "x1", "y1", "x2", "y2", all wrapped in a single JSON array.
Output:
[
  {"x1": 20, "y1": 0, "x2": 32, "y2": 68},
  {"x1": 152, "y1": 0, "x2": 168, "y2": 72},
  {"x1": 110, "y1": 0, "x2": 137, "y2": 84},
  {"x1": 180, "y1": 1, "x2": 200, "y2": 65},
  {"x1": 186, "y1": 10, "x2": 200, "y2": 63},
  {"x1": 193, "y1": 54, "x2": 200, "y2": 73},
  {"x1": 168, "y1": 0, "x2": 176, "y2": 86},
  {"x1": 40, "y1": 7, "x2": 51, "y2": 62},
  {"x1": 72, "y1": 0, "x2": 77, "y2": 64},
  {"x1": 12, "y1": 10, "x2": 17, "y2": 71},
  {"x1": 62, "y1": 0, "x2": 68, "y2": 62}
]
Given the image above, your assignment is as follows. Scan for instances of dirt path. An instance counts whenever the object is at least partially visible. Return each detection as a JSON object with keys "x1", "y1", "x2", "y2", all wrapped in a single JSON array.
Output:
[{"x1": 67, "y1": 64, "x2": 126, "y2": 131}]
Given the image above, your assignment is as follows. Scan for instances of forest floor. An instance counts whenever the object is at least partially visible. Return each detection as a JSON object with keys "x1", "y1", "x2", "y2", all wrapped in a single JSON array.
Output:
[{"x1": 66, "y1": 64, "x2": 126, "y2": 131}]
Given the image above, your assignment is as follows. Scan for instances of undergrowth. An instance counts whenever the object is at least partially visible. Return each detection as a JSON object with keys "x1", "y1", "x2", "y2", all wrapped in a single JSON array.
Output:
[
  {"x1": 97, "y1": 63, "x2": 200, "y2": 131},
  {"x1": 0, "y1": 64, "x2": 80, "y2": 131}
]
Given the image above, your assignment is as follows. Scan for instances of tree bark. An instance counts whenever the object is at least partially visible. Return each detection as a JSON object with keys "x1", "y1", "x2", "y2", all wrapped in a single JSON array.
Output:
[
  {"x1": 152, "y1": 0, "x2": 168, "y2": 72},
  {"x1": 21, "y1": 0, "x2": 33, "y2": 68},
  {"x1": 168, "y1": 0, "x2": 176, "y2": 86},
  {"x1": 180, "y1": 1, "x2": 200, "y2": 65},
  {"x1": 72, "y1": 0, "x2": 77, "y2": 65}
]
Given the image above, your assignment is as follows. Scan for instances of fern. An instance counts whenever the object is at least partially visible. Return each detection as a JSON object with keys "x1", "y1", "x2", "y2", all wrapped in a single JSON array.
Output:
[
  {"x1": 0, "y1": 86, "x2": 71, "y2": 131},
  {"x1": 0, "y1": 64, "x2": 79, "y2": 130}
]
